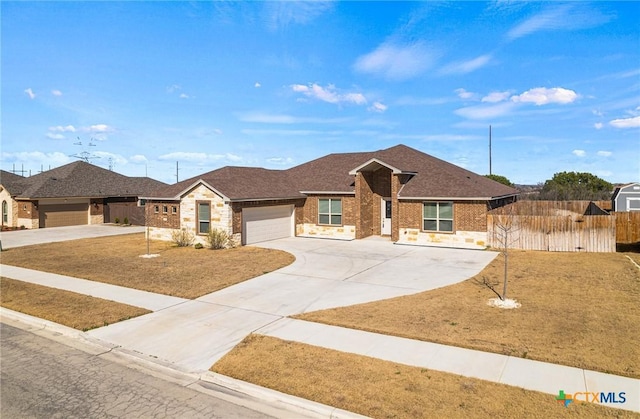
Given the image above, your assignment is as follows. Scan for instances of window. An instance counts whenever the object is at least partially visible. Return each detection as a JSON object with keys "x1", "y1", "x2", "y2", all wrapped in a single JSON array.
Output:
[
  {"x1": 423, "y1": 202, "x2": 453, "y2": 232},
  {"x1": 172, "y1": 206, "x2": 177, "y2": 214},
  {"x1": 162, "y1": 205, "x2": 168, "y2": 214},
  {"x1": 319, "y1": 198, "x2": 342, "y2": 225},
  {"x1": 154, "y1": 205, "x2": 159, "y2": 213},
  {"x1": 2, "y1": 201, "x2": 7, "y2": 224},
  {"x1": 197, "y1": 202, "x2": 210, "y2": 234}
]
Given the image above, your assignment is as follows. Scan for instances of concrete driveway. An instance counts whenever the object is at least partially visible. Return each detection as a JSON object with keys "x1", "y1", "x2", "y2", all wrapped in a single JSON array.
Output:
[
  {"x1": 88, "y1": 237, "x2": 498, "y2": 373},
  {"x1": 0, "y1": 225, "x2": 146, "y2": 249}
]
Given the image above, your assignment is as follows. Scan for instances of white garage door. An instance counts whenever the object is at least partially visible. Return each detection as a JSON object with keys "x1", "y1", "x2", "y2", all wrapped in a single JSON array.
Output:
[{"x1": 242, "y1": 205, "x2": 294, "y2": 245}]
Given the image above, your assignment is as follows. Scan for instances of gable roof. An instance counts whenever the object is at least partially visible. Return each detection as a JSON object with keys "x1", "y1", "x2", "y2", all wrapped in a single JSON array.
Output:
[
  {"x1": 0, "y1": 170, "x2": 26, "y2": 192},
  {"x1": 377, "y1": 144, "x2": 516, "y2": 199},
  {"x1": 146, "y1": 166, "x2": 305, "y2": 201},
  {"x1": 2, "y1": 161, "x2": 166, "y2": 199},
  {"x1": 145, "y1": 144, "x2": 517, "y2": 201}
]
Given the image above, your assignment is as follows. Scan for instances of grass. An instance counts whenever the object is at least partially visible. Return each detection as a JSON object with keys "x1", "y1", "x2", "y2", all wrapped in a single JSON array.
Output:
[
  {"x1": 212, "y1": 334, "x2": 637, "y2": 419},
  {"x1": 0, "y1": 277, "x2": 150, "y2": 331},
  {"x1": 0, "y1": 233, "x2": 295, "y2": 299},
  {"x1": 295, "y1": 251, "x2": 640, "y2": 379}
]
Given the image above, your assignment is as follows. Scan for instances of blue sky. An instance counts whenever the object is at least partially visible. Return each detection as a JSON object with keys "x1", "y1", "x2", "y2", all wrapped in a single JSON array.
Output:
[{"x1": 2, "y1": 1, "x2": 639, "y2": 185}]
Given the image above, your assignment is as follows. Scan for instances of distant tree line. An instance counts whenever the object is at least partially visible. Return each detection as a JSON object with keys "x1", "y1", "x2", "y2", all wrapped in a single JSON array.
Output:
[{"x1": 486, "y1": 171, "x2": 613, "y2": 201}]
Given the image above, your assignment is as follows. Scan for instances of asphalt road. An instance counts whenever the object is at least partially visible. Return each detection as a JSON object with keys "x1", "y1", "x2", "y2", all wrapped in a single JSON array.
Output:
[{"x1": 0, "y1": 322, "x2": 276, "y2": 419}]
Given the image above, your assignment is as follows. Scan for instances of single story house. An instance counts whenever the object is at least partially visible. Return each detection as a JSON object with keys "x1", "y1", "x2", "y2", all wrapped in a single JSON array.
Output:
[
  {"x1": 143, "y1": 144, "x2": 518, "y2": 249},
  {"x1": 0, "y1": 161, "x2": 166, "y2": 228},
  {"x1": 612, "y1": 182, "x2": 640, "y2": 212}
]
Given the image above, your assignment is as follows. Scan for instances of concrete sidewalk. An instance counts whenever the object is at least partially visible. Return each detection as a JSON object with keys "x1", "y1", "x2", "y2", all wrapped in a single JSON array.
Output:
[
  {"x1": 0, "y1": 265, "x2": 187, "y2": 312},
  {"x1": 0, "y1": 224, "x2": 146, "y2": 249},
  {"x1": 258, "y1": 318, "x2": 640, "y2": 413}
]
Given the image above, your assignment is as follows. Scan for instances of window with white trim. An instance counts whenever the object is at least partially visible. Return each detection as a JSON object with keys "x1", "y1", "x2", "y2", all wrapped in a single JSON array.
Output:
[
  {"x1": 318, "y1": 198, "x2": 342, "y2": 226},
  {"x1": 197, "y1": 202, "x2": 210, "y2": 234},
  {"x1": 423, "y1": 202, "x2": 453, "y2": 232},
  {"x1": 2, "y1": 200, "x2": 7, "y2": 224}
]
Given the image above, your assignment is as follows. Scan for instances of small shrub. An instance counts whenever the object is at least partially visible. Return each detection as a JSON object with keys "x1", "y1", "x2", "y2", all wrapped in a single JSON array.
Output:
[
  {"x1": 171, "y1": 228, "x2": 195, "y2": 247},
  {"x1": 123, "y1": 217, "x2": 129, "y2": 225},
  {"x1": 115, "y1": 217, "x2": 120, "y2": 224},
  {"x1": 205, "y1": 228, "x2": 230, "y2": 250},
  {"x1": 194, "y1": 243, "x2": 203, "y2": 249}
]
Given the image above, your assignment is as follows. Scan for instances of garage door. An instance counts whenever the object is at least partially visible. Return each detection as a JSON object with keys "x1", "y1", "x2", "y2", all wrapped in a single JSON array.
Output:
[
  {"x1": 242, "y1": 205, "x2": 294, "y2": 245},
  {"x1": 39, "y1": 203, "x2": 89, "y2": 228}
]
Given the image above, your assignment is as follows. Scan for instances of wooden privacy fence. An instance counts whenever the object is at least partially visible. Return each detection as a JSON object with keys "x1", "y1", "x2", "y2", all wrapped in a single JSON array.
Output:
[
  {"x1": 614, "y1": 211, "x2": 640, "y2": 244},
  {"x1": 487, "y1": 214, "x2": 616, "y2": 252},
  {"x1": 488, "y1": 200, "x2": 618, "y2": 252}
]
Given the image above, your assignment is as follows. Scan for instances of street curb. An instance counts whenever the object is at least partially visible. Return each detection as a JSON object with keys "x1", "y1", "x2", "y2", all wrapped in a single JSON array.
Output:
[{"x1": 0, "y1": 308, "x2": 369, "y2": 419}]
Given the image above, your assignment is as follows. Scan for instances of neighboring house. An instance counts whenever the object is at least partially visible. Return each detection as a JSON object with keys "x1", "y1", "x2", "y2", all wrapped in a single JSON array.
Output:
[
  {"x1": 144, "y1": 144, "x2": 518, "y2": 249},
  {"x1": 0, "y1": 170, "x2": 26, "y2": 228},
  {"x1": 612, "y1": 182, "x2": 640, "y2": 212},
  {"x1": 0, "y1": 162, "x2": 166, "y2": 228}
]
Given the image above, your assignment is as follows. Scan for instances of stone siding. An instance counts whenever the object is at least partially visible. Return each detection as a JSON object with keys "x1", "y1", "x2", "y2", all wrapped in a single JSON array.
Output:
[
  {"x1": 89, "y1": 199, "x2": 104, "y2": 225},
  {"x1": 147, "y1": 184, "x2": 232, "y2": 246}
]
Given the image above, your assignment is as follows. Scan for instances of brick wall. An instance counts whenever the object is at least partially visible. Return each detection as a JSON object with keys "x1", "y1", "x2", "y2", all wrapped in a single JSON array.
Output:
[
  {"x1": 398, "y1": 200, "x2": 489, "y2": 233},
  {"x1": 355, "y1": 172, "x2": 374, "y2": 238},
  {"x1": 146, "y1": 201, "x2": 181, "y2": 229},
  {"x1": 455, "y1": 201, "x2": 488, "y2": 232}
]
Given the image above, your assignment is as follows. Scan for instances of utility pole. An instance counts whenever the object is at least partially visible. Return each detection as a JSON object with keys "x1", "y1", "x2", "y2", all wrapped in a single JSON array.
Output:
[
  {"x1": 489, "y1": 125, "x2": 493, "y2": 175},
  {"x1": 176, "y1": 161, "x2": 179, "y2": 183}
]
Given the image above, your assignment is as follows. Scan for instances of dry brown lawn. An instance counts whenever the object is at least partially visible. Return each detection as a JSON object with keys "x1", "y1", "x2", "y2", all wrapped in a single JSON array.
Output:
[
  {"x1": 0, "y1": 233, "x2": 294, "y2": 299},
  {"x1": 213, "y1": 335, "x2": 636, "y2": 419},
  {"x1": 0, "y1": 277, "x2": 150, "y2": 331},
  {"x1": 296, "y1": 251, "x2": 640, "y2": 379}
]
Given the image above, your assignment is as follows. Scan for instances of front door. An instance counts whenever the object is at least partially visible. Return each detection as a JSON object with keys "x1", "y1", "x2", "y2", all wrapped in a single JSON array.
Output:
[{"x1": 381, "y1": 198, "x2": 391, "y2": 235}]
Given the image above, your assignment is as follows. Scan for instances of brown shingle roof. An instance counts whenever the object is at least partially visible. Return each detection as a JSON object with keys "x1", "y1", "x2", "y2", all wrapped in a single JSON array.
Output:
[
  {"x1": 146, "y1": 166, "x2": 304, "y2": 201},
  {"x1": 145, "y1": 144, "x2": 517, "y2": 201},
  {"x1": 377, "y1": 145, "x2": 517, "y2": 199},
  {"x1": 6, "y1": 161, "x2": 166, "y2": 199}
]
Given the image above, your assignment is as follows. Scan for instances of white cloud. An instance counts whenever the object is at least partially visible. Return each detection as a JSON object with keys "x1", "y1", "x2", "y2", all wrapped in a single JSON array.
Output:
[
  {"x1": 265, "y1": 1, "x2": 333, "y2": 30},
  {"x1": 46, "y1": 133, "x2": 66, "y2": 140},
  {"x1": 482, "y1": 91, "x2": 511, "y2": 103},
  {"x1": 130, "y1": 155, "x2": 148, "y2": 163},
  {"x1": 440, "y1": 54, "x2": 492, "y2": 75},
  {"x1": 51, "y1": 89, "x2": 63, "y2": 96},
  {"x1": 238, "y1": 112, "x2": 351, "y2": 125},
  {"x1": 87, "y1": 124, "x2": 112, "y2": 132},
  {"x1": 49, "y1": 125, "x2": 77, "y2": 132},
  {"x1": 179, "y1": 93, "x2": 190, "y2": 99},
  {"x1": 266, "y1": 157, "x2": 294, "y2": 165},
  {"x1": 254, "y1": 82, "x2": 261, "y2": 88},
  {"x1": 159, "y1": 152, "x2": 208, "y2": 161},
  {"x1": 507, "y1": 4, "x2": 613, "y2": 40},
  {"x1": 510, "y1": 87, "x2": 578, "y2": 105},
  {"x1": 1, "y1": 151, "x2": 70, "y2": 166},
  {"x1": 609, "y1": 115, "x2": 640, "y2": 128},
  {"x1": 597, "y1": 151, "x2": 612, "y2": 157},
  {"x1": 24, "y1": 88, "x2": 36, "y2": 99},
  {"x1": 454, "y1": 102, "x2": 516, "y2": 120},
  {"x1": 572, "y1": 149, "x2": 586, "y2": 157},
  {"x1": 455, "y1": 88, "x2": 476, "y2": 100},
  {"x1": 291, "y1": 83, "x2": 366, "y2": 105},
  {"x1": 158, "y1": 152, "x2": 242, "y2": 163},
  {"x1": 368, "y1": 102, "x2": 387, "y2": 113},
  {"x1": 353, "y1": 41, "x2": 438, "y2": 81},
  {"x1": 166, "y1": 84, "x2": 181, "y2": 93},
  {"x1": 592, "y1": 109, "x2": 604, "y2": 117},
  {"x1": 594, "y1": 122, "x2": 604, "y2": 130}
]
